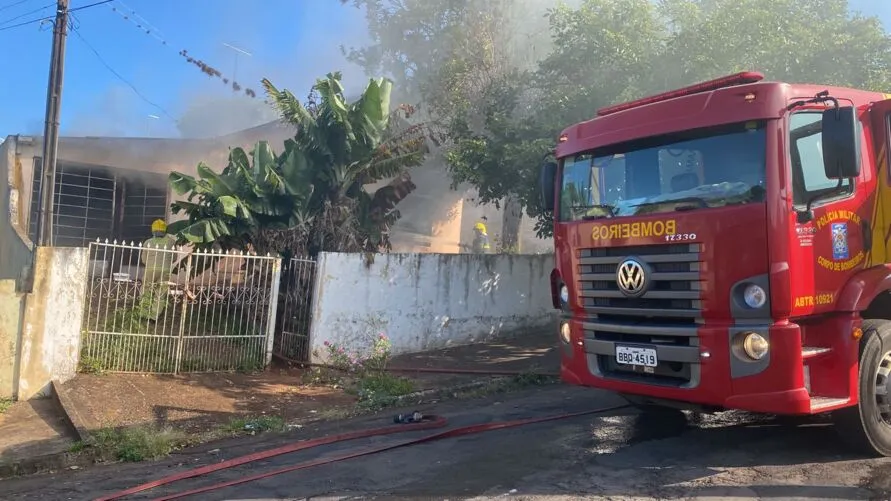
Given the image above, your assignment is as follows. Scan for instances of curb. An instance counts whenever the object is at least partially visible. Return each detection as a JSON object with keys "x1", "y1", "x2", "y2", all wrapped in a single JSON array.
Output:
[{"x1": 51, "y1": 379, "x2": 90, "y2": 442}]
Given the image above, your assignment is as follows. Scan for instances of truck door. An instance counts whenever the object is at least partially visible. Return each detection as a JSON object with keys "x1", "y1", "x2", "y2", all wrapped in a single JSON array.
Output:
[
  {"x1": 866, "y1": 99, "x2": 891, "y2": 270},
  {"x1": 788, "y1": 105, "x2": 880, "y2": 317}
]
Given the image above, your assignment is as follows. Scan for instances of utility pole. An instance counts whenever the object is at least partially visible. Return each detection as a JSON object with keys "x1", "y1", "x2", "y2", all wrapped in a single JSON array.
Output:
[{"x1": 36, "y1": 0, "x2": 69, "y2": 247}]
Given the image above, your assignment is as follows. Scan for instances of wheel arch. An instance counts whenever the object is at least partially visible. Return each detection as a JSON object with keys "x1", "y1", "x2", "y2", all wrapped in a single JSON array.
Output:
[{"x1": 838, "y1": 266, "x2": 891, "y2": 320}]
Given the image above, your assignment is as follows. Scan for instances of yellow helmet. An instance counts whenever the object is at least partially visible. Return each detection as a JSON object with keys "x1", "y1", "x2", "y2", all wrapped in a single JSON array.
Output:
[{"x1": 151, "y1": 219, "x2": 167, "y2": 233}]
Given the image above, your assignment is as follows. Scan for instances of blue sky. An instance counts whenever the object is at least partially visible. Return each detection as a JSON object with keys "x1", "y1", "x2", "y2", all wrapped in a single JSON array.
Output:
[
  {"x1": 0, "y1": 0, "x2": 371, "y2": 138},
  {"x1": 0, "y1": 0, "x2": 889, "y2": 139}
]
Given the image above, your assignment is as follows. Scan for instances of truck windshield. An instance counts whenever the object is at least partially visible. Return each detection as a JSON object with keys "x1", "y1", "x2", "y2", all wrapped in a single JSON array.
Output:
[{"x1": 559, "y1": 120, "x2": 767, "y2": 221}]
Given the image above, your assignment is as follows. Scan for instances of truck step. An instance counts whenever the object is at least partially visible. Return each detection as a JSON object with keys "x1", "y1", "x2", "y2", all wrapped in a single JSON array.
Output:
[
  {"x1": 810, "y1": 396, "x2": 850, "y2": 412},
  {"x1": 801, "y1": 346, "x2": 832, "y2": 359}
]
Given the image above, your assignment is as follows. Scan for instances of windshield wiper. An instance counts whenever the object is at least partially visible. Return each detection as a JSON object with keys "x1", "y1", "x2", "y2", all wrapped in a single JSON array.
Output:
[
  {"x1": 570, "y1": 204, "x2": 616, "y2": 220},
  {"x1": 631, "y1": 197, "x2": 710, "y2": 212}
]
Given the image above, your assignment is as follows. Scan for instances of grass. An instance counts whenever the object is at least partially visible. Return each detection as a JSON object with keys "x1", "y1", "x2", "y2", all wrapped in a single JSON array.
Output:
[
  {"x1": 354, "y1": 373, "x2": 416, "y2": 411},
  {"x1": 71, "y1": 425, "x2": 189, "y2": 463},
  {"x1": 79, "y1": 301, "x2": 267, "y2": 374},
  {"x1": 220, "y1": 415, "x2": 286, "y2": 435},
  {"x1": 0, "y1": 398, "x2": 12, "y2": 414},
  {"x1": 68, "y1": 415, "x2": 289, "y2": 464}
]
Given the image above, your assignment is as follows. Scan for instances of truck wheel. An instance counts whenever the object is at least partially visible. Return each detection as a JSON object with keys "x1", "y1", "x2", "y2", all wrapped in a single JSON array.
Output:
[{"x1": 834, "y1": 318, "x2": 891, "y2": 457}]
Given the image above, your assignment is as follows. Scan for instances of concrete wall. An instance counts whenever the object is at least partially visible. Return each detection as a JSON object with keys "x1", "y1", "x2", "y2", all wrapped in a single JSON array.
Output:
[
  {"x1": 308, "y1": 252, "x2": 557, "y2": 362},
  {"x1": 0, "y1": 136, "x2": 35, "y2": 284},
  {"x1": 18, "y1": 247, "x2": 89, "y2": 400},
  {"x1": 0, "y1": 280, "x2": 24, "y2": 399}
]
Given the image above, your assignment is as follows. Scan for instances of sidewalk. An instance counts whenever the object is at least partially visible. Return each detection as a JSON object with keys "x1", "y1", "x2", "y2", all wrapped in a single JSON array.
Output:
[
  {"x1": 0, "y1": 330, "x2": 558, "y2": 476},
  {"x1": 0, "y1": 398, "x2": 75, "y2": 469}
]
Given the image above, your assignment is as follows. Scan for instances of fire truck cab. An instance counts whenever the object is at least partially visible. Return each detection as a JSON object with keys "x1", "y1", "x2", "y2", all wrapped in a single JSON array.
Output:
[{"x1": 540, "y1": 72, "x2": 891, "y2": 456}]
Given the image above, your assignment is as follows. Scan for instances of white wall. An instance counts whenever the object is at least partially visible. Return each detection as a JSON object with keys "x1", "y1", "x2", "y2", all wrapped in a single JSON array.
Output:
[
  {"x1": 18, "y1": 247, "x2": 88, "y2": 399},
  {"x1": 308, "y1": 252, "x2": 557, "y2": 362}
]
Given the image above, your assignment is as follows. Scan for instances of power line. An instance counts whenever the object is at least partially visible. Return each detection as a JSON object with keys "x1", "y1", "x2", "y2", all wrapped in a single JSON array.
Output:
[
  {"x1": 0, "y1": 0, "x2": 34, "y2": 13},
  {"x1": 69, "y1": 0, "x2": 112, "y2": 12},
  {"x1": 0, "y1": 0, "x2": 111, "y2": 32},
  {"x1": 0, "y1": 2, "x2": 53, "y2": 26},
  {"x1": 112, "y1": 0, "x2": 164, "y2": 39},
  {"x1": 105, "y1": 0, "x2": 259, "y2": 98},
  {"x1": 69, "y1": 21, "x2": 177, "y2": 123},
  {"x1": 0, "y1": 14, "x2": 48, "y2": 31}
]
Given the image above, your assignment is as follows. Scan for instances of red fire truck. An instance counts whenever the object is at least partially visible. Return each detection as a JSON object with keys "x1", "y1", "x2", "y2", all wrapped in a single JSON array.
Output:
[{"x1": 540, "y1": 71, "x2": 891, "y2": 456}]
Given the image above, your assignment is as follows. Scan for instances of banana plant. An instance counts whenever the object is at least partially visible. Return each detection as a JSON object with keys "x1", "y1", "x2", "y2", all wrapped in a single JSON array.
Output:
[
  {"x1": 167, "y1": 140, "x2": 314, "y2": 253},
  {"x1": 167, "y1": 71, "x2": 441, "y2": 257}
]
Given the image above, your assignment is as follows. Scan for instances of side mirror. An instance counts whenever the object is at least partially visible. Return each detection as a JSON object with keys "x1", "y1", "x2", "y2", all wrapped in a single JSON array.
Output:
[
  {"x1": 539, "y1": 161, "x2": 558, "y2": 211},
  {"x1": 822, "y1": 105, "x2": 861, "y2": 179}
]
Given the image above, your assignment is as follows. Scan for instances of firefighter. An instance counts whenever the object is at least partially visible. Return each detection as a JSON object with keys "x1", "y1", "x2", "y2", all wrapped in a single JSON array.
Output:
[
  {"x1": 137, "y1": 219, "x2": 177, "y2": 321},
  {"x1": 471, "y1": 216, "x2": 491, "y2": 254}
]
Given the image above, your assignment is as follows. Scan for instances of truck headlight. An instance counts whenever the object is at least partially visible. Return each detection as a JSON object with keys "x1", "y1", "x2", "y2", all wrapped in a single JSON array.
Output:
[
  {"x1": 743, "y1": 284, "x2": 766, "y2": 309},
  {"x1": 559, "y1": 284, "x2": 569, "y2": 306},
  {"x1": 560, "y1": 321, "x2": 571, "y2": 344},
  {"x1": 742, "y1": 332, "x2": 769, "y2": 360}
]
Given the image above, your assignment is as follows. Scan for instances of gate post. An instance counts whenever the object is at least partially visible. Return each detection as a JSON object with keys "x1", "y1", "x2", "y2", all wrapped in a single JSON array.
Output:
[
  {"x1": 173, "y1": 253, "x2": 192, "y2": 375},
  {"x1": 264, "y1": 258, "x2": 283, "y2": 368}
]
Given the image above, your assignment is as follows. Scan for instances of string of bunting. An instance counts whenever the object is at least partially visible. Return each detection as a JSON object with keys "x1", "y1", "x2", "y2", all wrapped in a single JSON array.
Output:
[{"x1": 106, "y1": 0, "x2": 258, "y2": 99}]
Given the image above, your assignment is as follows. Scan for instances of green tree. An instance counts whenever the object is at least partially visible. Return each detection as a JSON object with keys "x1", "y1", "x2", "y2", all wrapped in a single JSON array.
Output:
[
  {"x1": 167, "y1": 72, "x2": 436, "y2": 257},
  {"x1": 656, "y1": 0, "x2": 891, "y2": 92},
  {"x1": 343, "y1": 0, "x2": 555, "y2": 248},
  {"x1": 346, "y1": 0, "x2": 891, "y2": 239}
]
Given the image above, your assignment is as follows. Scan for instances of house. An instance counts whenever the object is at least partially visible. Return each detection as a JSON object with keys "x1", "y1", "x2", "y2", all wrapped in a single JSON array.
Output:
[{"x1": 0, "y1": 121, "x2": 548, "y2": 275}]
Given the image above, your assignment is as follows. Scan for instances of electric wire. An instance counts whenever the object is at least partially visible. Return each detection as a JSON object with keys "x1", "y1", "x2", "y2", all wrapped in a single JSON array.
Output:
[
  {"x1": 69, "y1": 0, "x2": 113, "y2": 13},
  {"x1": 104, "y1": 0, "x2": 258, "y2": 98},
  {"x1": 0, "y1": 0, "x2": 113, "y2": 32},
  {"x1": 0, "y1": 0, "x2": 34, "y2": 13},
  {"x1": 69, "y1": 18, "x2": 177, "y2": 123},
  {"x1": 0, "y1": 1, "x2": 52, "y2": 26}
]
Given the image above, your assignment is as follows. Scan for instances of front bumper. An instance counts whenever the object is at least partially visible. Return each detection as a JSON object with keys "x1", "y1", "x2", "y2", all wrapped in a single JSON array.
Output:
[{"x1": 559, "y1": 318, "x2": 812, "y2": 414}]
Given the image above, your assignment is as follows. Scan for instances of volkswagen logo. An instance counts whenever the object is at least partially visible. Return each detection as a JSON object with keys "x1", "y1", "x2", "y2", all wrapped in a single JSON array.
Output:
[{"x1": 616, "y1": 258, "x2": 649, "y2": 297}]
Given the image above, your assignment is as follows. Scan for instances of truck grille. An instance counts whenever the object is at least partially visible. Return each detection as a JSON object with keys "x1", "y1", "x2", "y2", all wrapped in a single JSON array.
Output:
[{"x1": 577, "y1": 243, "x2": 703, "y2": 387}]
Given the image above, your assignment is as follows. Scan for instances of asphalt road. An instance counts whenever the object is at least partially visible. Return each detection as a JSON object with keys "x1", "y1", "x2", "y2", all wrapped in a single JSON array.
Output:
[{"x1": 3, "y1": 384, "x2": 891, "y2": 500}]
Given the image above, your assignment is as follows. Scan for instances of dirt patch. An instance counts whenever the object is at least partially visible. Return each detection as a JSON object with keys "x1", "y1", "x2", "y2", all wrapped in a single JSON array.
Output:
[
  {"x1": 58, "y1": 331, "x2": 560, "y2": 435},
  {"x1": 57, "y1": 370, "x2": 357, "y2": 434}
]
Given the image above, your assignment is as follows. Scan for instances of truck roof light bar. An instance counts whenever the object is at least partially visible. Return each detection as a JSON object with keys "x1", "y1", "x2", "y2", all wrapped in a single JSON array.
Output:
[{"x1": 595, "y1": 71, "x2": 765, "y2": 117}]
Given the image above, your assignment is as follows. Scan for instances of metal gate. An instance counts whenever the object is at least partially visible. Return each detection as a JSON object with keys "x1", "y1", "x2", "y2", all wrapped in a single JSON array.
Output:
[
  {"x1": 80, "y1": 240, "x2": 281, "y2": 373},
  {"x1": 274, "y1": 257, "x2": 317, "y2": 363}
]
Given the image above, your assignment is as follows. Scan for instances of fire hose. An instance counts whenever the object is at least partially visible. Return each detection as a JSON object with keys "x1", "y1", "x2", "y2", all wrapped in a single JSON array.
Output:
[{"x1": 95, "y1": 403, "x2": 630, "y2": 501}]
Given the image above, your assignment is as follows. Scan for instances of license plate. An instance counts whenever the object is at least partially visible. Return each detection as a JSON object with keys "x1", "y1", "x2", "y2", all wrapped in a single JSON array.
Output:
[{"x1": 615, "y1": 345, "x2": 658, "y2": 367}]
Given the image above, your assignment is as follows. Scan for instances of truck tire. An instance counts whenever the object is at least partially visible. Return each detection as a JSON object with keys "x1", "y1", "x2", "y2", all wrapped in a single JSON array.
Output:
[{"x1": 834, "y1": 318, "x2": 891, "y2": 457}]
